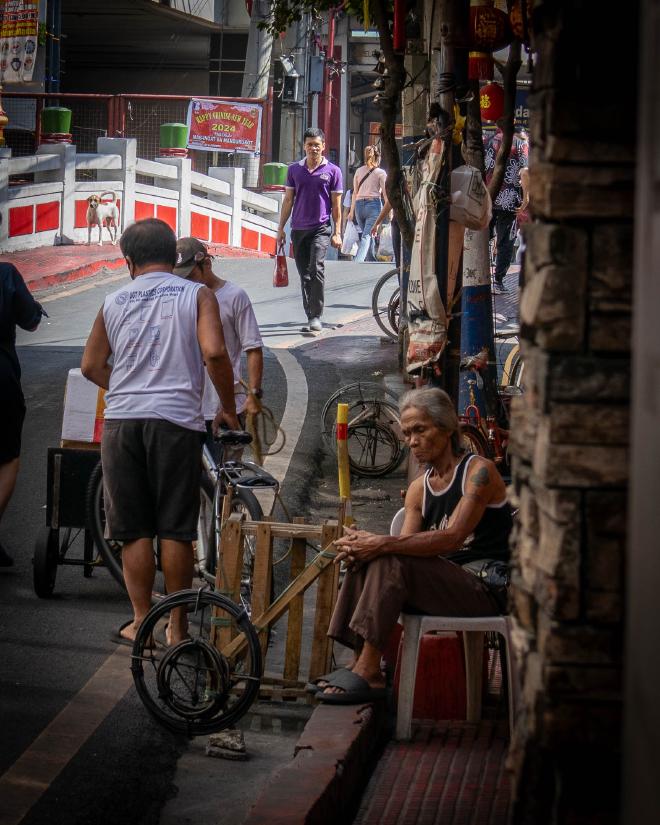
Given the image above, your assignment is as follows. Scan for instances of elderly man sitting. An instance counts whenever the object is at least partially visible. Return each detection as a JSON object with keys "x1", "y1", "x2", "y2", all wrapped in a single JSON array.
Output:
[{"x1": 315, "y1": 387, "x2": 513, "y2": 704}]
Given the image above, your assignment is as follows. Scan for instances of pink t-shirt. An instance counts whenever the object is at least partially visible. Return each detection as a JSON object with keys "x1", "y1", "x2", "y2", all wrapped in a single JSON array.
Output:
[{"x1": 353, "y1": 165, "x2": 387, "y2": 201}]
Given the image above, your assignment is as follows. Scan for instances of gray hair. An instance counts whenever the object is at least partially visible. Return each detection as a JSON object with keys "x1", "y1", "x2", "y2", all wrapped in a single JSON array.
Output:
[{"x1": 399, "y1": 387, "x2": 462, "y2": 455}]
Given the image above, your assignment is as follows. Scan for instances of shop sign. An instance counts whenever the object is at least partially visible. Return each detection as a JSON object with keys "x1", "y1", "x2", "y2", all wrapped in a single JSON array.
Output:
[
  {"x1": 186, "y1": 99, "x2": 263, "y2": 155},
  {"x1": 0, "y1": 0, "x2": 39, "y2": 83}
]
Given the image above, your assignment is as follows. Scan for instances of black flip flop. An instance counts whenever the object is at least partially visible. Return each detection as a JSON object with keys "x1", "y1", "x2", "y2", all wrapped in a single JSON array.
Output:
[
  {"x1": 317, "y1": 669, "x2": 386, "y2": 705},
  {"x1": 304, "y1": 667, "x2": 350, "y2": 695},
  {"x1": 109, "y1": 619, "x2": 135, "y2": 648}
]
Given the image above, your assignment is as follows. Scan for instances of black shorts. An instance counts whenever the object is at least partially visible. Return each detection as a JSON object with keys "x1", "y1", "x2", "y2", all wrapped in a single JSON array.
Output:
[
  {"x1": 0, "y1": 378, "x2": 26, "y2": 464},
  {"x1": 101, "y1": 418, "x2": 204, "y2": 542}
]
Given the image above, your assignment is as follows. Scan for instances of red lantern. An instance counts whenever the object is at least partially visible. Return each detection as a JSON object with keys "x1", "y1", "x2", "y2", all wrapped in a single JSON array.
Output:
[
  {"x1": 468, "y1": 0, "x2": 513, "y2": 80},
  {"x1": 480, "y1": 82, "x2": 504, "y2": 121}
]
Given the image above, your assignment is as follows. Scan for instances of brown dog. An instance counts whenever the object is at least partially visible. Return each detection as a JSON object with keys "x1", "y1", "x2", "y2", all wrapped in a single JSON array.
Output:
[{"x1": 86, "y1": 192, "x2": 120, "y2": 245}]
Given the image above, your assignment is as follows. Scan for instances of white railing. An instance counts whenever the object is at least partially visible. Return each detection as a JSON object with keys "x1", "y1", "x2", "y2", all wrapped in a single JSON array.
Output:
[{"x1": 0, "y1": 137, "x2": 285, "y2": 254}]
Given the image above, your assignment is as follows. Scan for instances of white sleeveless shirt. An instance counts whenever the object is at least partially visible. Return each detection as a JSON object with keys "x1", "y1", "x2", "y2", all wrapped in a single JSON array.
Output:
[{"x1": 103, "y1": 271, "x2": 205, "y2": 431}]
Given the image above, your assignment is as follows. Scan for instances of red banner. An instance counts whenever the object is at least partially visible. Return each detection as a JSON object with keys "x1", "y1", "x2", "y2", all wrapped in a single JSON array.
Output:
[{"x1": 186, "y1": 99, "x2": 263, "y2": 155}]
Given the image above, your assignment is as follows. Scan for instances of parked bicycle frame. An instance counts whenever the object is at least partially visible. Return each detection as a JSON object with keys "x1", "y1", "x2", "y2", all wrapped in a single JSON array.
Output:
[{"x1": 86, "y1": 430, "x2": 280, "y2": 612}]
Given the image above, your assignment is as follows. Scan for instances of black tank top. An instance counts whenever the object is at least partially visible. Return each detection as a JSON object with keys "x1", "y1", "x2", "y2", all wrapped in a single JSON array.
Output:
[{"x1": 421, "y1": 454, "x2": 512, "y2": 564}]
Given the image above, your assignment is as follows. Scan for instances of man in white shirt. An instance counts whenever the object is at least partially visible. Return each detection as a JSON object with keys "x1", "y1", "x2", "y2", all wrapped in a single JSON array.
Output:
[
  {"x1": 81, "y1": 219, "x2": 239, "y2": 646},
  {"x1": 173, "y1": 237, "x2": 264, "y2": 438}
]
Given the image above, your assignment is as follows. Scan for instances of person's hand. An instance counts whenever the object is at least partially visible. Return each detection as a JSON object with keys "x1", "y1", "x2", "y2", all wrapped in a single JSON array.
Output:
[
  {"x1": 371, "y1": 221, "x2": 381, "y2": 238},
  {"x1": 333, "y1": 525, "x2": 386, "y2": 568},
  {"x1": 276, "y1": 228, "x2": 286, "y2": 247},
  {"x1": 212, "y1": 409, "x2": 240, "y2": 434},
  {"x1": 245, "y1": 392, "x2": 261, "y2": 416},
  {"x1": 331, "y1": 232, "x2": 342, "y2": 250},
  {"x1": 347, "y1": 211, "x2": 354, "y2": 223}
]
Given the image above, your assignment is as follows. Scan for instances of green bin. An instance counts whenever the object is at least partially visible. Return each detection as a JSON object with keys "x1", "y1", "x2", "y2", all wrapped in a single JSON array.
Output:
[
  {"x1": 160, "y1": 123, "x2": 189, "y2": 149},
  {"x1": 262, "y1": 162, "x2": 288, "y2": 187},
  {"x1": 41, "y1": 107, "x2": 72, "y2": 134}
]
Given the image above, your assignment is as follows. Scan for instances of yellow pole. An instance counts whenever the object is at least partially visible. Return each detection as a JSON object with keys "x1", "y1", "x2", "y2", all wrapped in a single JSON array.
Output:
[{"x1": 336, "y1": 403, "x2": 354, "y2": 526}]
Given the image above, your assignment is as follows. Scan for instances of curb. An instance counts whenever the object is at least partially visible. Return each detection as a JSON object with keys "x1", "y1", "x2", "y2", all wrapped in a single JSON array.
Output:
[
  {"x1": 28, "y1": 256, "x2": 126, "y2": 293},
  {"x1": 244, "y1": 702, "x2": 388, "y2": 825}
]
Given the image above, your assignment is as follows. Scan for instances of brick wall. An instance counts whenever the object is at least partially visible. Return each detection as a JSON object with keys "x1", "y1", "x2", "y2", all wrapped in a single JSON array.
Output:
[{"x1": 508, "y1": 2, "x2": 638, "y2": 822}]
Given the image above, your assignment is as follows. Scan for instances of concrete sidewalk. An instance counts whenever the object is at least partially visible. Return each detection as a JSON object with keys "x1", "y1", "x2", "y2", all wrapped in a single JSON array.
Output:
[{"x1": 1, "y1": 241, "x2": 270, "y2": 293}]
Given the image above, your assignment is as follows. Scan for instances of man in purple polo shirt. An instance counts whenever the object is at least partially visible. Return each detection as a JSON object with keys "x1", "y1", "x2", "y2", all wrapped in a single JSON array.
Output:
[{"x1": 276, "y1": 128, "x2": 343, "y2": 332}]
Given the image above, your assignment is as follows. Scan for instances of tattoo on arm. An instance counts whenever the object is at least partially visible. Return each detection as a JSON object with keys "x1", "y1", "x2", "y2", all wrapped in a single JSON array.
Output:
[{"x1": 471, "y1": 466, "x2": 490, "y2": 487}]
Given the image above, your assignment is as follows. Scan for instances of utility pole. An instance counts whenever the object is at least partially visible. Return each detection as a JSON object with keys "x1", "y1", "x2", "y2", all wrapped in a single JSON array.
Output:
[
  {"x1": 458, "y1": 80, "x2": 499, "y2": 420},
  {"x1": 240, "y1": 0, "x2": 273, "y2": 186}
]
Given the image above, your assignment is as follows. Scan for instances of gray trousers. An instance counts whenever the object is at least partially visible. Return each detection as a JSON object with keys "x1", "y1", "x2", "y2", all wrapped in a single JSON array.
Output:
[
  {"x1": 291, "y1": 223, "x2": 332, "y2": 319},
  {"x1": 327, "y1": 554, "x2": 500, "y2": 653}
]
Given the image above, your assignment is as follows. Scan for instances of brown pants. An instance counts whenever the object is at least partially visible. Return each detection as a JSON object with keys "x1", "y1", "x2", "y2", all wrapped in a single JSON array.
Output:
[{"x1": 327, "y1": 555, "x2": 500, "y2": 653}]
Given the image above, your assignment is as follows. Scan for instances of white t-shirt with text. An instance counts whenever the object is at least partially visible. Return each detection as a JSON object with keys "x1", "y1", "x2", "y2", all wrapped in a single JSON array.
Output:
[{"x1": 202, "y1": 281, "x2": 263, "y2": 420}]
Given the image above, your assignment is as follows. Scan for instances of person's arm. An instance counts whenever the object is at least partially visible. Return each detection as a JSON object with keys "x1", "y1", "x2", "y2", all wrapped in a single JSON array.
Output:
[
  {"x1": 371, "y1": 197, "x2": 393, "y2": 237},
  {"x1": 81, "y1": 307, "x2": 113, "y2": 390},
  {"x1": 196, "y1": 287, "x2": 239, "y2": 431},
  {"x1": 276, "y1": 187, "x2": 295, "y2": 247},
  {"x1": 11, "y1": 266, "x2": 43, "y2": 331},
  {"x1": 517, "y1": 166, "x2": 530, "y2": 214},
  {"x1": 334, "y1": 457, "x2": 505, "y2": 565},
  {"x1": 244, "y1": 348, "x2": 264, "y2": 415},
  {"x1": 330, "y1": 191, "x2": 342, "y2": 249}
]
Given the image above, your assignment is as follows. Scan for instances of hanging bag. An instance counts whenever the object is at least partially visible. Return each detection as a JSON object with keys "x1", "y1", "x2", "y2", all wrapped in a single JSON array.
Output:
[
  {"x1": 273, "y1": 241, "x2": 289, "y2": 288},
  {"x1": 341, "y1": 220, "x2": 359, "y2": 256}
]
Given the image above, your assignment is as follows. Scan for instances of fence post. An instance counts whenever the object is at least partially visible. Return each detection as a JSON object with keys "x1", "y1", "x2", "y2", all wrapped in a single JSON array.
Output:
[
  {"x1": 36, "y1": 142, "x2": 76, "y2": 244},
  {"x1": 208, "y1": 166, "x2": 243, "y2": 247},
  {"x1": 156, "y1": 156, "x2": 191, "y2": 237},
  {"x1": 97, "y1": 137, "x2": 136, "y2": 230}
]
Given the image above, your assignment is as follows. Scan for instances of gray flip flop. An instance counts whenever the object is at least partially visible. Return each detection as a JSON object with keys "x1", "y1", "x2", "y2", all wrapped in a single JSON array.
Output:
[
  {"x1": 305, "y1": 667, "x2": 350, "y2": 695},
  {"x1": 317, "y1": 669, "x2": 386, "y2": 705}
]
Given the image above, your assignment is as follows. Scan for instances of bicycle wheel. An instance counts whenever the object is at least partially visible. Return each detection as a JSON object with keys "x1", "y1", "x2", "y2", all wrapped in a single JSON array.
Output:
[
  {"x1": 509, "y1": 351, "x2": 525, "y2": 390},
  {"x1": 320, "y1": 381, "x2": 400, "y2": 453},
  {"x1": 197, "y1": 475, "x2": 266, "y2": 616},
  {"x1": 33, "y1": 527, "x2": 60, "y2": 598},
  {"x1": 86, "y1": 460, "x2": 125, "y2": 589},
  {"x1": 372, "y1": 267, "x2": 400, "y2": 339},
  {"x1": 131, "y1": 588, "x2": 262, "y2": 736},
  {"x1": 347, "y1": 419, "x2": 403, "y2": 478},
  {"x1": 387, "y1": 287, "x2": 401, "y2": 336},
  {"x1": 460, "y1": 423, "x2": 490, "y2": 458}
]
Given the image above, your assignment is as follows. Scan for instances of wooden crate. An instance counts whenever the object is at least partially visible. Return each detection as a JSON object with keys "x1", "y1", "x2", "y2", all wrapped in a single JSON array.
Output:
[{"x1": 214, "y1": 513, "x2": 341, "y2": 700}]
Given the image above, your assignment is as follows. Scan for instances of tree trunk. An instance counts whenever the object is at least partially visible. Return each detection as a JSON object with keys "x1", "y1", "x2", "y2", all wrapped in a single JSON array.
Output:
[
  {"x1": 487, "y1": 39, "x2": 522, "y2": 201},
  {"x1": 372, "y1": 0, "x2": 414, "y2": 251}
]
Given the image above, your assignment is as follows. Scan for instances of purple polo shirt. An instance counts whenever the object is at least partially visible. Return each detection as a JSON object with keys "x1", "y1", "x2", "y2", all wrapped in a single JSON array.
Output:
[{"x1": 285, "y1": 157, "x2": 343, "y2": 230}]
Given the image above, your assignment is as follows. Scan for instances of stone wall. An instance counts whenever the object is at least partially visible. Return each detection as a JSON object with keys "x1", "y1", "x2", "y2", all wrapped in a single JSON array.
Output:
[{"x1": 508, "y1": 2, "x2": 638, "y2": 822}]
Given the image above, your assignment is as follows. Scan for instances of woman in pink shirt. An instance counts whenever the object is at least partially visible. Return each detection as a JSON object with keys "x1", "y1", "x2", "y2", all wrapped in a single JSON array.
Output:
[{"x1": 348, "y1": 145, "x2": 387, "y2": 262}]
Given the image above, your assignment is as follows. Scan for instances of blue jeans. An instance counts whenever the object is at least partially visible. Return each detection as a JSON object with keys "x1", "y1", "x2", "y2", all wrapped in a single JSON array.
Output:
[{"x1": 354, "y1": 198, "x2": 382, "y2": 263}]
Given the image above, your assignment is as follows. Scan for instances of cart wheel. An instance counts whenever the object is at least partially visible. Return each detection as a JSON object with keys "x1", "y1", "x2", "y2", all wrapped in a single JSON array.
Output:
[{"x1": 33, "y1": 527, "x2": 60, "y2": 598}]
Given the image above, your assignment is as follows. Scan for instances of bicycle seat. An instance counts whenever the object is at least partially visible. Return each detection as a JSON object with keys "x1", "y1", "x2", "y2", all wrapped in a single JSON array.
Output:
[{"x1": 214, "y1": 429, "x2": 253, "y2": 446}]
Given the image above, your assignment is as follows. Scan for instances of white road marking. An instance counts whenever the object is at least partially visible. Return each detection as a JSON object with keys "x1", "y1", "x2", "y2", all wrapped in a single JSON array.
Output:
[
  {"x1": 38, "y1": 270, "x2": 128, "y2": 303},
  {"x1": 0, "y1": 647, "x2": 134, "y2": 825}
]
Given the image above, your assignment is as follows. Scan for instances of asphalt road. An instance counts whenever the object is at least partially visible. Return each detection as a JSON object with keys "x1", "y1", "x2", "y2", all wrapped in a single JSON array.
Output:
[{"x1": 0, "y1": 258, "x2": 399, "y2": 825}]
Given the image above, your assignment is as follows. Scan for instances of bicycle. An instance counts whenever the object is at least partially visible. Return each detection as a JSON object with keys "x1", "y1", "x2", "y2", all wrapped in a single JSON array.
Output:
[
  {"x1": 86, "y1": 430, "x2": 280, "y2": 613},
  {"x1": 320, "y1": 381, "x2": 407, "y2": 478},
  {"x1": 458, "y1": 337, "x2": 524, "y2": 477},
  {"x1": 371, "y1": 267, "x2": 400, "y2": 340},
  {"x1": 130, "y1": 586, "x2": 263, "y2": 736}
]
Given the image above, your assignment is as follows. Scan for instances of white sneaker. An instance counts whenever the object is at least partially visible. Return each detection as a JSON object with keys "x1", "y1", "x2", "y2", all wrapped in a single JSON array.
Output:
[{"x1": 309, "y1": 316, "x2": 323, "y2": 332}]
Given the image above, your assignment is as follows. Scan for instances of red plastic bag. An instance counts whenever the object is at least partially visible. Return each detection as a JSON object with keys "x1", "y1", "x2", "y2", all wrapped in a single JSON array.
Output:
[{"x1": 273, "y1": 241, "x2": 289, "y2": 288}]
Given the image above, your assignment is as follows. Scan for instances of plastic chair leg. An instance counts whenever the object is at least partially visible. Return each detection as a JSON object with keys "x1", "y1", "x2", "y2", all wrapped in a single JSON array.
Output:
[
  {"x1": 395, "y1": 615, "x2": 422, "y2": 740},
  {"x1": 463, "y1": 630, "x2": 485, "y2": 723}
]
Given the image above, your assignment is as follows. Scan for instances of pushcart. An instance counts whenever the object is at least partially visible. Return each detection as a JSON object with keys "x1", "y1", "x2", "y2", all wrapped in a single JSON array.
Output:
[{"x1": 33, "y1": 446, "x2": 103, "y2": 598}]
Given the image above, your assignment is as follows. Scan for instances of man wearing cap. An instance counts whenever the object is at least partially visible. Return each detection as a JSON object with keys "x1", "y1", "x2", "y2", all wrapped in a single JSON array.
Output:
[
  {"x1": 174, "y1": 237, "x2": 264, "y2": 441},
  {"x1": 276, "y1": 127, "x2": 343, "y2": 332},
  {"x1": 81, "y1": 218, "x2": 239, "y2": 646}
]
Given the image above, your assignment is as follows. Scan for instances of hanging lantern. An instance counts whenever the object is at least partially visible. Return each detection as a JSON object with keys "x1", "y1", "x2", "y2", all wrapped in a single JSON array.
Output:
[
  {"x1": 509, "y1": 0, "x2": 534, "y2": 44},
  {"x1": 468, "y1": 0, "x2": 513, "y2": 80},
  {"x1": 479, "y1": 82, "x2": 504, "y2": 121}
]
